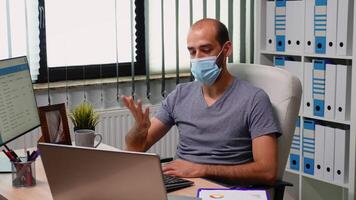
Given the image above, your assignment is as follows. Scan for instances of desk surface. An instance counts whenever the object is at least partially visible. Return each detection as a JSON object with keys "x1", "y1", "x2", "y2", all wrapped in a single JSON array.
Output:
[{"x1": 0, "y1": 144, "x2": 223, "y2": 200}]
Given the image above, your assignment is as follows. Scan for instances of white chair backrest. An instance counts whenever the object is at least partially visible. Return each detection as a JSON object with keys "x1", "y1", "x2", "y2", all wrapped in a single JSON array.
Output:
[{"x1": 228, "y1": 63, "x2": 302, "y2": 180}]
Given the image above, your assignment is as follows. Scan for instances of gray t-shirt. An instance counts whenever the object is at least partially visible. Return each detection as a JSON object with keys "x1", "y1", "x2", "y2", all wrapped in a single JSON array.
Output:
[{"x1": 155, "y1": 78, "x2": 281, "y2": 165}]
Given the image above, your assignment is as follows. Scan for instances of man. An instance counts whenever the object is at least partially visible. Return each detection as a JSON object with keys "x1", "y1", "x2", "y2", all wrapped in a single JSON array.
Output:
[{"x1": 122, "y1": 18, "x2": 280, "y2": 185}]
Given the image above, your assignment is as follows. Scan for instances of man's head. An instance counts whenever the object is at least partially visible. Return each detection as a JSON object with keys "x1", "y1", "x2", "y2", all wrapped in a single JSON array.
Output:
[
  {"x1": 187, "y1": 18, "x2": 231, "y2": 60},
  {"x1": 187, "y1": 19, "x2": 232, "y2": 86}
]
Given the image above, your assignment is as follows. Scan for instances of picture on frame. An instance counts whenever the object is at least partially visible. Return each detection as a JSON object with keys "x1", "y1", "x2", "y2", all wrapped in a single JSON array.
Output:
[{"x1": 38, "y1": 103, "x2": 72, "y2": 145}]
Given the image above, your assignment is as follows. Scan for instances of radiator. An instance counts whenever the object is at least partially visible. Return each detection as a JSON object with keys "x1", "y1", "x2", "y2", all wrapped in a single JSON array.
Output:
[{"x1": 96, "y1": 105, "x2": 179, "y2": 158}]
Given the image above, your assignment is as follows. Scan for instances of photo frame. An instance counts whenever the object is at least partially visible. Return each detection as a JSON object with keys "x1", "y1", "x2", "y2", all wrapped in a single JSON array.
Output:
[{"x1": 38, "y1": 103, "x2": 72, "y2": 145}]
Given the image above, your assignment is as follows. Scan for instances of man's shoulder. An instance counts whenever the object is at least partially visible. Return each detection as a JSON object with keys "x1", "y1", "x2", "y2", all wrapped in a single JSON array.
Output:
[
  {"x1": 165, "y1": 81, "x2": 199, "y2": 101},
  {"x1": 175, "y1": 81, "x2": 200, "y2": 93},
  {"x1": 235, "y1": 79, "x2": 265, "y2": 98}
]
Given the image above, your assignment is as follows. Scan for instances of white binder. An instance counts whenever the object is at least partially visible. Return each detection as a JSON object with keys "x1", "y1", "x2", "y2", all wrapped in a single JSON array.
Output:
[
  {"x1": 324, "y1": 64, "x2": 336, "y2": 119},
  {"x1": 335, "y1": 65, "x2": 351, "y2": 121},
  {"x1": 304, "y1": 0, "x2": 315, "y2": 53},
  {"x1": 336, "y1": 0, "x2": 353, "y2": 56},
  {"x1": 303, "y1": 120, "x2": 315, "y2": 175},
  {"x1": 266, "y1": 1, "x2": 275, "y2": 51},
  {"x1": 285, "y1": 0, "x2": 304, "y2": 53},
  {"x1": 334, "y1": 128, "x2": 349, "y2": 184},
  {"x1": 304, "y1": 62, "x2": 314, "y2": 116},
  {"x1": 314, "y1": 124, "x2": 325, "y2": 179},
  {"x1": 326, "y1": 0, "x2": 337, "y2": 56},
  {"x1": 324, "y1": 126, "x2": 335, "y2": 181},
  {"x1": 290, "y1": 117, "x2": 301, "y2": 171},
  {"x1": 285, "y1": 60, "x2": 303, "y2": 114}
]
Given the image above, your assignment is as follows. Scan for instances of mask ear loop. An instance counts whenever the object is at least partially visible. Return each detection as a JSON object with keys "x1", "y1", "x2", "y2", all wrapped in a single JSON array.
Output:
[{"x1": 215, "y1": 42, "x2": 227, "y2": 68}]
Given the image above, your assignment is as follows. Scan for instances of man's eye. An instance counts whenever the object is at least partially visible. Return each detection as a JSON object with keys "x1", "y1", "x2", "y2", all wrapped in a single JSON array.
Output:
[{"x1": 202, "y1": 49, "x2": 211, "y2": 53}]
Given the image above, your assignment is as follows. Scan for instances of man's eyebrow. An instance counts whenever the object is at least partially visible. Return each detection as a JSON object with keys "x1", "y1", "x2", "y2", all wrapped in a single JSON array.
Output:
[
  {"x1": 187, "y1": 44, "x2": 213, "y2": 50},
  {"x1": 199, "y1": 44, "x2": 213, "y2": 49},
  {"x1": 187, "y1": 46, "x2": 194, "y2": 51}
]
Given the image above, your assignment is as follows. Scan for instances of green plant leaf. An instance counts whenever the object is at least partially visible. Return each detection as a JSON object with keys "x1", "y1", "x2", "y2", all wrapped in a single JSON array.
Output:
[{"x1": 70, "y1": 102, "x2": 100, "y2": 130}]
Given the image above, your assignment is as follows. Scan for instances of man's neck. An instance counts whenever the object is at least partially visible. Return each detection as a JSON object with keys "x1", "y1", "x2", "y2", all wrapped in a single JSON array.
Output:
[{"x1": 202, "y1": 69, "x2": 234, "y2": 99}]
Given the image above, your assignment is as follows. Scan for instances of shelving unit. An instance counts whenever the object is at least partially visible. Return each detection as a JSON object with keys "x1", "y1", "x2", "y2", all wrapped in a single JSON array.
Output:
[{"x1": 255, "y1": 1, "x2": 356, "y2": 200}]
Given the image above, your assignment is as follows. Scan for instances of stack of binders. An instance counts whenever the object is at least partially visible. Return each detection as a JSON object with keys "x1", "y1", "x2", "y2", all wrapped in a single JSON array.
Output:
[
  {"x1": 305, "y1": 0, "x2": 353, "y2": 56},
  {"x1": 313, "y1": 123, "x2": 349, "y2": 184},
  {"x1": 266, "y1": 0, "x2": 353, "y2": 56},
  {"x1": 266, "y1": 0, "x2": 304, "y2": 53},
  {"x1": 304, "y1": 60, "x2": 351, "y2": 121}
]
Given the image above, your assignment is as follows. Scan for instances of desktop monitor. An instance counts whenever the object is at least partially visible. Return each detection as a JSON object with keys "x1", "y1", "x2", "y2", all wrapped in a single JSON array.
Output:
[{"x1": 0, "y1": 56, "x2": 40, "y2": 147}]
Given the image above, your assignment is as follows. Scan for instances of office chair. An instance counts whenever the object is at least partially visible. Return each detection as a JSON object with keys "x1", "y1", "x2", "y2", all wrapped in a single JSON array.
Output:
[{"x1": 227, "y1": 63, "x2": 302, "y2": 200}]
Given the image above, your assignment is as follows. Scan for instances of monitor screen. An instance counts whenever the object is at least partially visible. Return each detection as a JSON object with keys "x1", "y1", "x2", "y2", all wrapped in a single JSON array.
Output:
[{"x1": 0, "y1": 56, "x2": 40, "y2": 146}]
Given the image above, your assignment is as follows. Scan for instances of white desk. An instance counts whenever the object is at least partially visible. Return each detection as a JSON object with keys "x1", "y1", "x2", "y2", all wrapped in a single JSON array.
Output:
[{"x1": 0, "y1": 144, "x2": 223, "y2": 199}]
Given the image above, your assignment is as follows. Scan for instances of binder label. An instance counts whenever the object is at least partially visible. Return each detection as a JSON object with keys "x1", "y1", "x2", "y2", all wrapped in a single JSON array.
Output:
[
  {"x1": 275, "y1": 0, "x2": 286, "y2": 52},
  {"x1": 314, "y1": 0, "x2": 327, "y2": 54},
  {"x1": 313, "y1": 60, "x2": 326, "y2": 117}
]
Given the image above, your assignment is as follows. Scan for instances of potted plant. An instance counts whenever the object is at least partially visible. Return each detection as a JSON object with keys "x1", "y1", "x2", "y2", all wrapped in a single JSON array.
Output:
[
  {"x1": 70, "y1": 102, "x2": 99, "y2": 131},
  {"x1": 70, "y1": 102, "x2": 102, "y2": 148}
]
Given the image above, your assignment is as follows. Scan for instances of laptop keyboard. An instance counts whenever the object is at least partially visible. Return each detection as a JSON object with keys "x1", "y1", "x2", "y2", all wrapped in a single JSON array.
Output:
[{"x1": 163, "y1": 175, "x2": 194, "y2": 192}]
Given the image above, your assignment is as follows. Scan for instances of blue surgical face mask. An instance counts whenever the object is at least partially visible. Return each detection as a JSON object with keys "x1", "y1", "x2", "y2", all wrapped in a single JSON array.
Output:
[{"x1": 190, "y1": 46, "x2": 225, "y2": 86}]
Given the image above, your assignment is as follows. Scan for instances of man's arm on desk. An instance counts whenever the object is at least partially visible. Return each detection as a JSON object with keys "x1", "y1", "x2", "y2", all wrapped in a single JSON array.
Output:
[{"x1": 162, "y1": 134, "x2": 278, "y2": 185}]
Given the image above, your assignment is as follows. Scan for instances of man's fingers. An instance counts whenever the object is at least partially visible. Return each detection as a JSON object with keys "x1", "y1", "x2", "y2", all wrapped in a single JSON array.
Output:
[
  {"x1": 121, "y1": 96, "x2": 131, "y2": 108},
  {"x1": 163, "y1": 170, "x2": 178, "y2": 176},
  {"x1": 162, "y1": 164, "x2": 174, "y2": 173},
  {"x1": 122, "y1": 96, "x2": 140, "y2": 120},
  {"x1": 136, "y1": 99, "x2": 143, "y2": 119},
  {"x1": 143, "y1": 107, "x2": 150, "y2": 120}
]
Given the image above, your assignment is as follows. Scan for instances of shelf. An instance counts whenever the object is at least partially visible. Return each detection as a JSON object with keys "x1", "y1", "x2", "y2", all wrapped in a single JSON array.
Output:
[
  {"x1": 260, "y1": 50, "x2": 302, "y2": 57},
  {"x1": 304, "y1": 54, "x2": 353, "y2": 60},
  {"x1": 285, "y1": 168, "x2": 300, "y2": 175},
  {"x1": 302, "y1": 114, "x2": 351, "y2": 125},
  {"x1": 285, "y1": 168, "x2": 349, "y2": 188},
  {"x1": 257, "y1": 0, "x2": 356, "y2": 199},
  {"x1": 301, "y1": 173, "x2": 349, "y2": 189},
  {"x1": 260, "y1": 50, "x2": 353, "y2": 60}
]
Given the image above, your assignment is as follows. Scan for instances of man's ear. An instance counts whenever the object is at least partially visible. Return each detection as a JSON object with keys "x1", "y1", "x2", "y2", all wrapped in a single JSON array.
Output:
[
  {"x1": 216, "y1": 41, "x2": 232, "y2": 68},
  {"x1": 225, "y1": 41, "x2": 233, "y2": 57}
]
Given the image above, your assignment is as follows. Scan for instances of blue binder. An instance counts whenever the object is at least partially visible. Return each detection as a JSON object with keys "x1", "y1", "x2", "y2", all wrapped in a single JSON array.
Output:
[
  {"x1": 290, "y1": 117, "x2": 301, "y2": 171},
  {"x1": 312, "y1": 60, "x2": 326, "y2": 117},
  {"x1": 303, "y1": 119, "x2": 315, "y2": 175},
  {"x1": 314, "y1": 0, "x2": 327, "y2": 54},
  {"x1": 275, "y1": 0, "x2": 286, "y2": 52},
  {"x1": 273, "y1": 56, "x2": 285, "y2": 68}
]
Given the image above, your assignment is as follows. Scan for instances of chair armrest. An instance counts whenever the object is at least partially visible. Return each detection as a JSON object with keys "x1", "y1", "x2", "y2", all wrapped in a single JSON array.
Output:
[
  {"x1": 244, "y1": 180, "x2": 293, "y2": 190},
  {"x1": 273, "y1": 180, "x2": 293, "y2": 188},
  {"x1": 160, "y1": 157, "x2": 173, "y2": 163}
]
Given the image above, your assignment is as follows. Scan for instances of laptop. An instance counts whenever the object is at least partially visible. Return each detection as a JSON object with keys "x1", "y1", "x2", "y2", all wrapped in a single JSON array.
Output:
[{"x1": 38, "y1": 143, "x2": 194, "y2": 200}]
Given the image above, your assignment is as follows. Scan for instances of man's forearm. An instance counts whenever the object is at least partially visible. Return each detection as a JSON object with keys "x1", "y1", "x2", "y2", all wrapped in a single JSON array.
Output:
[{"x1": 203, "y1": 161, "x2": 277, "y2": 185}]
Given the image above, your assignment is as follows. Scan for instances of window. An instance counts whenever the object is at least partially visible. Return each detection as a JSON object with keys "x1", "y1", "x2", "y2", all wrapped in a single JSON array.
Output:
[
  {"x1": 1, "y1": 0, "x2": 254, "y2": 83},
  {"x1": 37, "y1": 0, "x2": 145, "y2": 83},
  {"x1": 0, "y1": 0, "x2": 40, "y2": 81}
]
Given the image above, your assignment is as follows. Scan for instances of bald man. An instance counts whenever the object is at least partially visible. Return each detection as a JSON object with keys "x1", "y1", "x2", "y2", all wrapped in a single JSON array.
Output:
[{"x1": 122, "y1": 19, "x2": 281, "y2": 186}]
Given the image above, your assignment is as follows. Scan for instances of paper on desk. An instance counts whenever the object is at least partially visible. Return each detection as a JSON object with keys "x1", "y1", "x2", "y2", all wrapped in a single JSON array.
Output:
[{"x1": 197, "y1": 188, "x2": 268, "y2": 200}]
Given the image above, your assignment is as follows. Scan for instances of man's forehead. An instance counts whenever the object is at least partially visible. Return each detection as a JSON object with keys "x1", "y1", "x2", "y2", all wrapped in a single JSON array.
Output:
[
  {"x1": 187, "y1": 28, "x2": 219, "y2": 47},
  {"x1": 187, "y1": 41, "x2": 214, "y2": 49}
]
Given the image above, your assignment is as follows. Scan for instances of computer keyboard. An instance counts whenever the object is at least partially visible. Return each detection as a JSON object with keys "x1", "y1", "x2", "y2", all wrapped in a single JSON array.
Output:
[{"x1": 163, "y1": 174, "x2": 194, "y2": 192}]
